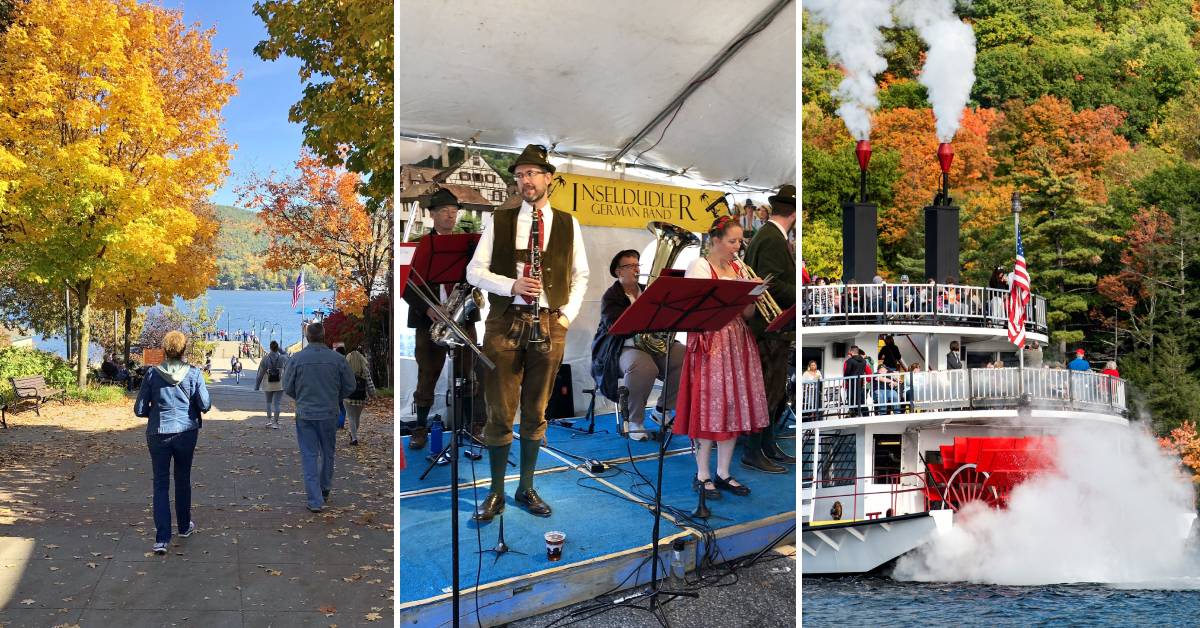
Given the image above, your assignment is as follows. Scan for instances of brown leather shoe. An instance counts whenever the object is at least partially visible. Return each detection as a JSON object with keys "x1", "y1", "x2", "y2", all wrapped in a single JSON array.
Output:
[
  {"x1": 409, "y1": 426, "x2": 428, "y2": 450},
  {"x1": 740, "y1": 450, "x2": 787, "y2": 474},
  {"x1": 514, "y1": 488, "x2": 552, "y2": 517},
  {"x1": 763, "y1": 441, "x2": 796, "y2": 464},
  {"x1": 473, "y1": 492, "x2": 505, "y2": 522}
]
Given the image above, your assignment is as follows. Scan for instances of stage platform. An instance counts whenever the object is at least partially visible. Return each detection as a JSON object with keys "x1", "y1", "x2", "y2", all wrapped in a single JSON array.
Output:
[{"x1": 399, "y1": 408, "x2": 797, "y2": 627}]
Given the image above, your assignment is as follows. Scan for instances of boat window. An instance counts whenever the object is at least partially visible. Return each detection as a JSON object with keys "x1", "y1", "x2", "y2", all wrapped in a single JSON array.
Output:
[
  {"x1": 801, "y1": 432, "x2": 855, "y2": 487},
  {"x1": 873, "y1": 434, "x2": 902, "y2": 483}
]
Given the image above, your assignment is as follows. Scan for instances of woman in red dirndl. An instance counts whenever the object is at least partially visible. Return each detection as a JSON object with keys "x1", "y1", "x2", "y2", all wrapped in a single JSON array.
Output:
[{"x1": 673, "y1": 216, "x2": 770, "y2": 497}]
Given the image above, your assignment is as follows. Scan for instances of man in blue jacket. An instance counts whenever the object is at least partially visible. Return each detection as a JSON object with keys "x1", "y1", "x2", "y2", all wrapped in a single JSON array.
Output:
[
  {"x1": 1068, "y1": 348, "x2": 1091, "y2": 372},
  {"x1": 283, "y1": 322, "x2": 356, "y2": 512}
]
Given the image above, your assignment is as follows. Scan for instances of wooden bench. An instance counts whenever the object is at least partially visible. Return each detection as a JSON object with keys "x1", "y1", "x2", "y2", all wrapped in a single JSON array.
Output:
[{"x1": 2, "y1": 375, "x2": 67, "y2": 428}]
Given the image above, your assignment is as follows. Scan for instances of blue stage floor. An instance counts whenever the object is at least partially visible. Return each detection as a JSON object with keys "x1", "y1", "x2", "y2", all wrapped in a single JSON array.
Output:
[{"x1": 399, "y1": 409, "x2": 797, "y2": 625}]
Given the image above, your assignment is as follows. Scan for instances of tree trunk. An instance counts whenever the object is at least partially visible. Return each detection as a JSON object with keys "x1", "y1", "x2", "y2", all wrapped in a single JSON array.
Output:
[
  {"x1": 76, "y1": 284, "x2": 92, "y2": 388},
  {"x1": 123, "y1": 307, "x2": 132, "y2": 366}
]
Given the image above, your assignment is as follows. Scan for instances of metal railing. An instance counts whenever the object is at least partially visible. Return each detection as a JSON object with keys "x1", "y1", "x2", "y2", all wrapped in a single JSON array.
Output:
[
  {"x1": 801, "y1": 471, "x2": 932, "y2": 523},
  {"x1": 798, "y1": 367, "x2": 1126, "y2": 420},
  {"x1": 800, "y1": 283, "x2": 1048, "y2": 333}
]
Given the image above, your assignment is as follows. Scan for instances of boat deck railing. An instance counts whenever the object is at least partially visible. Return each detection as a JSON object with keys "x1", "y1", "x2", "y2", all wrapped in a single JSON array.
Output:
[
  {"x1": 799, "y1": 367, "x2": 1126, "y2": 420},
  {"x1": 800, "y1": 282, "x2": 1048, "y2": 333},
  {"x1": 801, "y1": 471, "x2": 931, "y2": 524}
]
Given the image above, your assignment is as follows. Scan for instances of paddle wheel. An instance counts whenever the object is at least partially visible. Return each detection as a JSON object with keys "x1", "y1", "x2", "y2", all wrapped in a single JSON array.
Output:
[{"x1": 924, "y1": 436, "x2": 1055, "y2": 511}]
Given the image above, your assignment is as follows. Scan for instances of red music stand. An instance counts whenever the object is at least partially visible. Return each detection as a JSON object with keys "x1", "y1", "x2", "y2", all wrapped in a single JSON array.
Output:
[
  {"x1": 397, "y1": 243, "x2": 418, "y2": 297},
  {"x1": 606, "y1": 274, "x2": 762, "y2": 610},
  {"x1": 609, "y1": 276, "x2": 763, "y2": 336},
  {"x1": 411, "y1": 233, "x2": 480, "y2": 285},
  {"x1": 766, "y1": 304, "x2": 796, "y2": 333}
]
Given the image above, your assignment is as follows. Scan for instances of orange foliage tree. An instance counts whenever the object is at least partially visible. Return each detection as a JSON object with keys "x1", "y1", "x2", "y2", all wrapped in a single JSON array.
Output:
[
  {"x1": 241, "y1": 150, "x2": 392, "y2": 323},
  {"x1": 994, "y1": 95, "x2": 1131, "y2": 205},
  {"x1": 1159, "y1": 421, "x2": 1200, "y2": 497},
  {"x1": 871, "y1": 107, "x2": 999, "y2": 249},
  {"x1": 1097, "y1": 207, "x2": 1178, "y2": 352}
]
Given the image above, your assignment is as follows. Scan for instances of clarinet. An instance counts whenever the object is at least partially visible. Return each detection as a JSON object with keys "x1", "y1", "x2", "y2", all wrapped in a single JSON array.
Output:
[{"x1": 528, "y1": 211, "x2": 547, "y2": 344}]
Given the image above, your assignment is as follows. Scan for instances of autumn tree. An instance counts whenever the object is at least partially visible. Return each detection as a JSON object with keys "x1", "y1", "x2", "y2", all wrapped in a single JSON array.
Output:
[
  {"x1": 0, "y1": 0, "x2": 236, "y2": 385},
  {"x1": 1159, "y1": 421, "x2": 1200, "y2": 497},
  {"x1": 94, "y1": 203, "x2": 220, "y2": 365},
  {"x1": 242, "y1": 151, "x2": 392, "y2": 380},
  {"x1": 253, "y1": 0, "x2": 393, "y2": 208}
]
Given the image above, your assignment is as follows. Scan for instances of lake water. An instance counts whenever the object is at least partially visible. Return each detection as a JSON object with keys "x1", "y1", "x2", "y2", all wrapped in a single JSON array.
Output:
[
  {"x1": 34, "y1": 289, "x2": 334, "y2": 361},
  {"x1": 803, "y1": 577, "x2": 1200, "y2": 627}
]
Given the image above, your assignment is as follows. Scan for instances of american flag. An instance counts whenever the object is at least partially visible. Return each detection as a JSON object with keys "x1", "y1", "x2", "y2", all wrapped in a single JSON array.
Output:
[
  {"x1": 292, "y1": 271, "x2": 306, "y2": 310},
  {"x1": 1007, "y1": 223, "x2": 1031, "y2": 347}
]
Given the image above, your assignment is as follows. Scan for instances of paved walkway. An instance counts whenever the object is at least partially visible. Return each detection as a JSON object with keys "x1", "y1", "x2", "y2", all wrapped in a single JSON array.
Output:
[{"x1": 0, "y1": 345, "x2": 394, "y2": 627}]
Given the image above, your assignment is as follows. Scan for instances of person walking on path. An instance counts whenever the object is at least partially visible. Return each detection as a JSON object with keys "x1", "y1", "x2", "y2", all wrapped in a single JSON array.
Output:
[
  {"x1": 283, "y1": 322, "x2": 356, "y2": 512},
  {"x1": 344, "y1": 346, "x2": 377, "y2": 446},
  {"x1": 134, "y1": 330, "x2": 211, "y2": 555},
  {"x1": 255, "y1": 340, "x2": 290, "y2": 429}
]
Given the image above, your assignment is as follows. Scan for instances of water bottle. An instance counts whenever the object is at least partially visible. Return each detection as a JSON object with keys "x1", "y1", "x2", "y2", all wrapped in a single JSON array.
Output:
[
  {"x1": 429, "y1": 417, "x2": 444, "y2": 453},
  {"x1": 668, "y1": 538, "x2": 687, "y2": 590}
]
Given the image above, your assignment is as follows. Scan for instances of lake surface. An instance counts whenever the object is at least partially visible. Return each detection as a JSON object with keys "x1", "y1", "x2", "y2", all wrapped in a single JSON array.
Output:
[
  {"x1": 34, "y1": 289, "x2": 334, "y2": 360},
  {"x1": 803, "y1": 576, "x2": 1200, "y2": 627}
]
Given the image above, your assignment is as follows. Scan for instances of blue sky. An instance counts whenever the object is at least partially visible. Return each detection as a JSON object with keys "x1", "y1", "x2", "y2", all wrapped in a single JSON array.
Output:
[{"x1": 161, "y1": 1, "x2": 305, "y2": 208}]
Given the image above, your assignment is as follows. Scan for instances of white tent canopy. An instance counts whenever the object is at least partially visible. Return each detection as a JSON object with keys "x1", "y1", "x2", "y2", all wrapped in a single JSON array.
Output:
[
  {"x1": 396, "y1": 1, "x2": 796, "y2": 419},
  {"x1": 398, "y1": 0, "x2": 796, "y2": 190}
]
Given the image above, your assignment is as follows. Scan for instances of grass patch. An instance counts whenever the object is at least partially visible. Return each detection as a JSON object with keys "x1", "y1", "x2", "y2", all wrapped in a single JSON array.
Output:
[
  {"x1": 375, "y1": 387, "x2": 394, "y2": 398},
  {"x1": 67, "y1": 384, "x2": 131, "y2": 404}
]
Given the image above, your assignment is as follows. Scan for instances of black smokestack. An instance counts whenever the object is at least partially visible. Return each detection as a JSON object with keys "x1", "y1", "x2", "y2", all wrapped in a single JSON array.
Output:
[
  {"x1": 925, "y1": 142, "x2": 960, "y2": 282},
  {"x1": 843, "y1": 141, "x2": 878, "y2": 284}
]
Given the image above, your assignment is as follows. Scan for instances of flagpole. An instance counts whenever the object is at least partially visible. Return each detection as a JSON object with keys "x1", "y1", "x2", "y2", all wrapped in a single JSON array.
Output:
[{"x1": 1013, "y1": 192, "x2": 1025, "y2": 395}]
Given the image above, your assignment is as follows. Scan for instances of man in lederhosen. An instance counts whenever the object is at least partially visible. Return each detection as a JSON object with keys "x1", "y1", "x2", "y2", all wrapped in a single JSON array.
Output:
[
  {"x1": 402, "y1": 187, "x2": 485, "y2": 450},
  {"x1": 741, "y1": 184, "x2": 798, "y2": 473},
  {"x1": 466, "y1": 144, "x2": 589, "y2": 520}
]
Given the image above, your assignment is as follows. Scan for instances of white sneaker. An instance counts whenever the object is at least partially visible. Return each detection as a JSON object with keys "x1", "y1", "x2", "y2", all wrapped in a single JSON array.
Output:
[
  {"x1": 625, "y1": 421, "x2": 649, "y2": 442},
  {"x1": 650, "y1": 407, "x2": 666, "y2": 424},
  {"x1": 270, "y1": 422, "x2": 280, "y2": 430},
  {"x1": 179, "y1": 521, "x2": 196, "y2": 537},
  {"x1": 153, "y1": 542, "x2": 168, "y2": 555}
]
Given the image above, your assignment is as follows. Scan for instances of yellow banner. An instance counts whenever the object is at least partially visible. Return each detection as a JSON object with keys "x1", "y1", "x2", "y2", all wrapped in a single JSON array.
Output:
[{"x1": 548, "y1": 172, "x2": 719, "y2": 232}]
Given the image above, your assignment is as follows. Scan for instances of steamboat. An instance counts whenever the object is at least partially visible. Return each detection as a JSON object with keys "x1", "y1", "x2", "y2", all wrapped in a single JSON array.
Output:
[{"x1": 800, "y1": 141, "x2": 1133, "y2": 575}]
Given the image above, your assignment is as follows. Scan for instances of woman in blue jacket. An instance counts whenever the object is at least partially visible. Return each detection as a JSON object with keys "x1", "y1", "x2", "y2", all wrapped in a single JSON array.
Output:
[{"x1": 134, "y1": 330, "x2": 211, "y2": 554}]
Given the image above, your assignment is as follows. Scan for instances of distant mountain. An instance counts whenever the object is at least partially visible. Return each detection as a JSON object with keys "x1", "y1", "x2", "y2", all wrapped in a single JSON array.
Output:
[{"x1": 212, "y1": 205, "x2": 335, "y2": 290}]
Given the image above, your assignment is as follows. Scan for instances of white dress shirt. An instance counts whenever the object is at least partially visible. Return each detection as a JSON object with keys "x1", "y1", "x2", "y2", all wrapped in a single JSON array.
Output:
[{"x1": 466, "y1": 200, "x2": 590, "y2": 323}]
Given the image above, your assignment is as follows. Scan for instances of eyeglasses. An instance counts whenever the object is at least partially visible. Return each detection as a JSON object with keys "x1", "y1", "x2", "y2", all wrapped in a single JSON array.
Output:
[
  {"x1": 618, "y1": 263, "x2": 641, "y2": 270},
  {"x1": 513, "y1": 170, "x2": 547, "y2": 180}
]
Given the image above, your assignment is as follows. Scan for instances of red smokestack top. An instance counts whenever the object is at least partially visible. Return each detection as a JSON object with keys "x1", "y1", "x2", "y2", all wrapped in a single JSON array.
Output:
[
  {"x1": 855, "y1": 140, "x2": 872, "y2": 172},
  {"x1": 937, "y1": 142, "x2": 954, "y2": 174}
]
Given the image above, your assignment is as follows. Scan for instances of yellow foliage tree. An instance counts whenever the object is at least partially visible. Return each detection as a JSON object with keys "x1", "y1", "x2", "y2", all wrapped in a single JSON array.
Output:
[
  {"x1": 0, "y1": 0, "x2": 236, "y2": 385},
  {"x1": 94, "y1": 203, "x2": 220, "y2": 364}
]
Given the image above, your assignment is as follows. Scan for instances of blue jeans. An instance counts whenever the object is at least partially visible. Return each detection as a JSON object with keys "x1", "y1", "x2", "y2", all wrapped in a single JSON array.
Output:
[
  {"x1": 295, "y1": 419, "x2": 337, "y2": 508},
  {"x1": 265, "y1": 391, "x2": 283, "y2": 422},
  {"x1": 147, "y1": 429, "x2": 198, "y2": 543}
]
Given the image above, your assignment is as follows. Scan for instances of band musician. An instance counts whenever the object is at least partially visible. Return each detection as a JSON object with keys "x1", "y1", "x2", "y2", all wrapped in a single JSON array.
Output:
[
  {"x1": 741, "y1": 184, "x2": 798, "y2": 473},
  {"x1": 466, "y1": 144, "x2": 589, "y2": 521},
  {"x1": 591, "y1": 249, "x2": 684, "y2": 440},
  {"x1": 403, "y1": 187, "x2": 485, "y2": 450}
]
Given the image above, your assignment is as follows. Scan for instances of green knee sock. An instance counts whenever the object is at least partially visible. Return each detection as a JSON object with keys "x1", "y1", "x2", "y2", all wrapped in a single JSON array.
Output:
[
  {"x1": 488, "y1": 444, "x2": 510, "y2": 496},
  {"x1": 518, "y1": 438, "x2": 540, "y2": 493}
]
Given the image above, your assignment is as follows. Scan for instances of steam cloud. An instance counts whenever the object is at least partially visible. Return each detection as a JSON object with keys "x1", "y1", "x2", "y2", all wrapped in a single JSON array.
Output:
[
  {"x1": 806, "y1": 0, "x2": 895, "y2": 141},
  {"x1": 894, "y1": 422, "x2": 1200, "y2": 586},
  {"x1": 895, "y1": 0, "x2": 977, "y2": 142}
]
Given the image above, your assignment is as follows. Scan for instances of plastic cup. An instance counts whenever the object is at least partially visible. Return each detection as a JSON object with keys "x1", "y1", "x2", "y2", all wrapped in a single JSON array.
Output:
[{"x1": 545, "y1": 531, "x2": 566, "y2": 561}]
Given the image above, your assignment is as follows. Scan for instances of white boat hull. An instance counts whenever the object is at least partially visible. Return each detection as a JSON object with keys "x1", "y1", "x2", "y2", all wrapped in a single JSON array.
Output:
[{"x1": 801, "y1": 510, "x2": 952, "y2": 575}]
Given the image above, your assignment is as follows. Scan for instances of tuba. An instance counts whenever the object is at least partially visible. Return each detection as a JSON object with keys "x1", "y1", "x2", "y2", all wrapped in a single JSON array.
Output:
[
  {"x1": 632, "y1": 221, "x2": 700, "y2": 355},
  {"x1": 431, "y1": 283, "x2": 485, "y2": 348}
]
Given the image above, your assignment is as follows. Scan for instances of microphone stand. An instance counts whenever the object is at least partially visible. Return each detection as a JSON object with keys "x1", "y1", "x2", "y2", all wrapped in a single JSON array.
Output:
[{"x1": 404, "y1": 267, "x2": 495, "y2": 628}]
